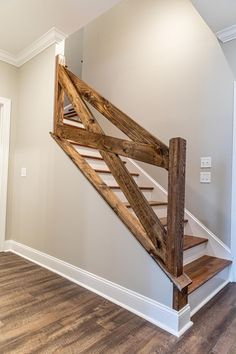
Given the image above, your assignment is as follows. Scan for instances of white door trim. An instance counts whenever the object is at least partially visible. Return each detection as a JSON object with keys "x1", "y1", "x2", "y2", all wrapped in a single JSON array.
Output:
[
  {"x1": 231, "y1": 81, "x2": 236, "y2": 281},
  {"x1": 0, "y1": 97, "x2": 11, "y2": 251}
]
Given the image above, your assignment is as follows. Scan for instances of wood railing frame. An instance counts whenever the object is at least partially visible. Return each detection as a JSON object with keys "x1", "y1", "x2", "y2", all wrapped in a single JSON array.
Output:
[
  {"x1": 52, "y1": 55, "x2": 191, "y2": 308},
  {"x1": 54, "y1": 55, "x2": 65, "y2": 134},
  {"x1": 57, "y1": 124, "x2": 169, "y2": 168},
  {"x1": 58, "y1": 63, "x2": 167, "y2": 260},
  {"x1": 167, "y1": 138, "x2": 187, "y2": 310}
]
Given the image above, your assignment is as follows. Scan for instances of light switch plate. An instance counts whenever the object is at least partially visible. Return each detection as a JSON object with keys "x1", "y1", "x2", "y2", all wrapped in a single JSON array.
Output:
[
  {"x1": 201, "y1": 157, "x2": 212, "y2": 168},
  {"x1": 21, "y1": 167, "x2": 27, "y2": 177},
  {"x1": 200, "y1": 171, "x2": 211, "y2": 183}
]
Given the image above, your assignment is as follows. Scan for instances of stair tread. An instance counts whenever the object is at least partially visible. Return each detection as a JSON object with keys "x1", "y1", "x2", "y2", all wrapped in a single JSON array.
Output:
[
  {"x1": 159, "y1": 217, "x2": 188, "y2": 227},
  {"x1": 95, "y1": 169, "x2": 139, "y2": 176},
  {"x1": 110, "y1": 186, "x2": 153, "y2": 191},
  {"x1": 64, "y1": 115, "x2": 82, "y2": 124},
  {"x1": 64, "y1": 112, "x2": 78, "y2": 117},
  {"x1": 79, "y1": 154, "x2": 127, "y2": 164},
  {"x1": 64, "y1": 111, "x2": 77, "y2": 115},
  {"x1": 183, "y1": 235, "x2": 208, "y2": 251},
  {"x1": 184, "y1": 255, "x2": 232, "y2": 294},
  {"x1": 125, "y1": 200, "x2": 167, "y2": 208},
  {"x1": 80, "y1": 154, "x2": 104, "y2": 161}
]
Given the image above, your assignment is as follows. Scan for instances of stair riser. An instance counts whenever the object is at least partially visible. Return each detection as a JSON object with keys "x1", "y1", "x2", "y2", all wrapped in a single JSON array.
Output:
[
  {"x1": 114, "y1": 190, "x2": 153, "y2": 202},
  {"x1": 129, "y1": 205, "x2": 167, "y2": 219},
  {"x1": 183, "y1": 243, "x2": 207, "y2": 266},
  {"x1": 99, "y1": 174, "x2": 139, "y2": 185},
  {"x1": 64, "y1": 119, "x2": 84, "y2": 129},
  {"x1": 74, "y1": 146, "x2": 101, "y2": 158},
  {"x1": 188, "y1": 267, "x2": 230, "y2": 316},
  {"x1": 84, "y1": 160, "x2": 109, "y2": 170},
  {"x1": 150, "y1": 205, "x2": 167, "y2": 218}
]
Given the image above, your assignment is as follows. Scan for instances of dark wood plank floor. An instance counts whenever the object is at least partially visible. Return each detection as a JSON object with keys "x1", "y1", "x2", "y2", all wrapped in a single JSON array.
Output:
[{"x1": 0, "y1": 252, "x2": 235, "y2": 354}]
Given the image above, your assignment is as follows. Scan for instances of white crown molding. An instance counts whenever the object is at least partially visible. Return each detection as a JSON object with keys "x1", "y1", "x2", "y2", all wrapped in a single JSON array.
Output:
[
  {"x1": 16, "y1": 27, "x2": 66, "y2": 66},
  {"x1": 216, "y1": 24, "x2": 236, "y2": 43},
  {"x1": 0, "y1": 49, "x2": 17, "y2": 66},
  {"x1": 0, "y1": 27, "x2": 66, "y2": 67}
]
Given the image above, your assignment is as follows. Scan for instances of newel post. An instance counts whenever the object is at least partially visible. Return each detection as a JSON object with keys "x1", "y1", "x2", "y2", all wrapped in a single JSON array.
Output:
[
  {"x1": 54, "y1": 55, "x2": 66, "y2": 135},
  {"x1": 167, "y1": 137, "x2": 187, "y2": 310}
]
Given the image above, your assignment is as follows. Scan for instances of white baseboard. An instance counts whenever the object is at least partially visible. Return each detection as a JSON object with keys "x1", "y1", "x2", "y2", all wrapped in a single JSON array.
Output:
[{"x1": 4, "y1": 240, "x2": 192, "y2": 337}]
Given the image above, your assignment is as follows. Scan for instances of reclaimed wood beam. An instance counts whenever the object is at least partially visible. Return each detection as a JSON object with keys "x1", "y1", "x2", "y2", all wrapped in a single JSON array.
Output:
[{"x1": 57, "y1": 124, "x2": 169, "y2": 169}]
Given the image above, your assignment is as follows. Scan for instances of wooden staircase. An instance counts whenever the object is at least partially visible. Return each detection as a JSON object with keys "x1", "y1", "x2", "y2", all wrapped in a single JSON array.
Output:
[{"x1": 52, "y1": 55, "x2": 232, "y2": 320}]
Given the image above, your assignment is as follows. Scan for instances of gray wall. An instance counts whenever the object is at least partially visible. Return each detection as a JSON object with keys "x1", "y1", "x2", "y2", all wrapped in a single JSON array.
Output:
[
  {"x1": 65, "y1": 29, "x2": 84, "y2": 78},
  {"x1": 82, "y1": 0, "x2": 234, "y2": 246}
]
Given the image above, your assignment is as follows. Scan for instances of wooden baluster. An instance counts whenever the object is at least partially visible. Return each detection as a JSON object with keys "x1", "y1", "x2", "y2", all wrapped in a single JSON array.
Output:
[
  {"x1": 54, "y1": 55, "x2": 66, "y2": 134},
  {"x1": 166, "y1": 138, "x2": 187, "y2": 310}
]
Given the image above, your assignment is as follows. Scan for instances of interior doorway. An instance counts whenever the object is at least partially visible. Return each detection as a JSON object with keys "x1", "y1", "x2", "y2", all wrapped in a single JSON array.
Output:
[
  {"x1": 231, "y1": 82, "x2": 236, "y2": 281},
  {"x1": 0, "y1": 97, "x2": 11, "y2": 251}
]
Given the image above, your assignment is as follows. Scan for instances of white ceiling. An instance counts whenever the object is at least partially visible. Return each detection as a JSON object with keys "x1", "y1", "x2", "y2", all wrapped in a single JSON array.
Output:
[
  {"x1": 191, "y1": 0, "x2": 236, "y2": 32},
  {"x1": 2, "y1": 0, "x2": 236, "y2": 58},
  {"x1": 0, "y1": 0, "x2": 121, "y2": 55}
]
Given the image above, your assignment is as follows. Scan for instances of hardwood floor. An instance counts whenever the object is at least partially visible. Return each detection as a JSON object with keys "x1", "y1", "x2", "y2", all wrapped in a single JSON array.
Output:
[{"x1": 0, "y1": 252, "x2": 235, "y2": 354}]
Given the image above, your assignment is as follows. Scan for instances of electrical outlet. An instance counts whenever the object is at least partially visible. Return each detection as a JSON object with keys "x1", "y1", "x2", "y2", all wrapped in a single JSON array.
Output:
[
  {"x1": 201, "y1": 157, "x2": 212, "y2": 168},
  {"x1": 200, "y1": 172, "x2": 211, "y2": 183}
]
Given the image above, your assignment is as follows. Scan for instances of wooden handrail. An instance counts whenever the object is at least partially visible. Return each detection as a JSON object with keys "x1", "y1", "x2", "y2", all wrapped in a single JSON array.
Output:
[
  {"x1": 52, "y1": 55, "x2": 191, "y2": 304},
  {"x1": 57, "y1": 124, "x2": 169, "y2": 168}
]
